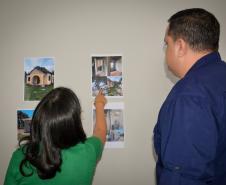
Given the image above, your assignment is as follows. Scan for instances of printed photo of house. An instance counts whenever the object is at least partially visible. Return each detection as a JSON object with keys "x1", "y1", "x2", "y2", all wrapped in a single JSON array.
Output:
[
  {"x1": 17, "y1": 109, "x2": 34, "y2": 141},
  {"x1": 108, "y1": 56, "x2": 122, "y2": 76},
  {"x1": 24, "y1": 57, "x2": 55, "y2": 101},
  {"x1": 92, "y1": 76, "x2": 108, "y2": 96},
  {"x1": 92, "y1": 57, "x2": 108, "y2": 77},
  {"x1": 92, "y1": 55, "x2": 123, "y2": 97},
  {"x1": 105, "y1": 109, "x2": 124, "y2": 142},
  {"x1": 25, "y1": 66, "x2": 54, "y2": 87},
  {"x1": 107, "y1": 76, "x2": 122, "y2": 96},
  {"x1": 93, "y1": 106, "x2": 124, "y2": 148}
]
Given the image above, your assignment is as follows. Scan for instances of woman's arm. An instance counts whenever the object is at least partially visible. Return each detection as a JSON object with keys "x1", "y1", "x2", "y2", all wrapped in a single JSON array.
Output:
[{"x1": 93, "y1": 90, "x2": 107, "y2": 144}]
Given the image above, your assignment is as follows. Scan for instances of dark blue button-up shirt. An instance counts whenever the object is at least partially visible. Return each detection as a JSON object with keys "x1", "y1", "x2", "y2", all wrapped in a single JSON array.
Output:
[{"x1": 154, "y1": 52, "x2": 226, "y2": 185}]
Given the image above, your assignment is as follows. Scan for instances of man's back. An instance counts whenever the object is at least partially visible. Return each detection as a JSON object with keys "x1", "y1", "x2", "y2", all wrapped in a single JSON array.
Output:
[
  {"x1": 186, "y1": 52, "x2": 226, "y2": 184},
  {"x1": 154, "y1": 52, "x2": 226, "y2": 185}
]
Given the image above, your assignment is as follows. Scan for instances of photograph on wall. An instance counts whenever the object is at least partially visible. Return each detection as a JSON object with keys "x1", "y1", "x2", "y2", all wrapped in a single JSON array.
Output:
[
  {"x1": 17, "y1": 109, "x2": 34, "y2": 141},
  {"x1": 93, "y1": 102, "x2": 124, "y2": 148},
  {"x1": 92, "y1": 55, "x2": 122, "y2": 97},
  {"x1": 24, "y1": 57, "x2": 55, "y2": 101}
]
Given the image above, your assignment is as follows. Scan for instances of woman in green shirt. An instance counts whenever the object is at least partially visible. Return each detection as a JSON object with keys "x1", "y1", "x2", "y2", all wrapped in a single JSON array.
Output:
[{"x1": 4, "y1": 87, "x2": 107, "y2": 185}]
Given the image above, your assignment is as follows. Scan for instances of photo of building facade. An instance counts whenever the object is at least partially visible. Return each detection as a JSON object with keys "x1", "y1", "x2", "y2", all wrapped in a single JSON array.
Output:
[
  {"x1": 24, "y1": 57, "x2": 55, "y2": 101},
  {"x1": 25, "y1": 66, "x2": 54, "y2": 87}
]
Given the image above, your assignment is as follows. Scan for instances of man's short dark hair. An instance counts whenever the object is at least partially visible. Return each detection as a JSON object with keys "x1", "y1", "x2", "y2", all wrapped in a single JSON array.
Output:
[{"x1": 168, "y1": 8, "x2": 220, "y2": 52}]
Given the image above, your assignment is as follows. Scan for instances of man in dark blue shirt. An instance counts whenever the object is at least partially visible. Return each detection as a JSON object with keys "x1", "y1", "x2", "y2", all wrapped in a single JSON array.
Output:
[{"x1": 154, "y1": 8, "x2": 226, "y2": 185}]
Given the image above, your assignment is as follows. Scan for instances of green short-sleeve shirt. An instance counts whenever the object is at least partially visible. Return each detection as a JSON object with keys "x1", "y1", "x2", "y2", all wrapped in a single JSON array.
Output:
[{"x1": 4, "y1": 136, "x2": 103, "y2": 185}]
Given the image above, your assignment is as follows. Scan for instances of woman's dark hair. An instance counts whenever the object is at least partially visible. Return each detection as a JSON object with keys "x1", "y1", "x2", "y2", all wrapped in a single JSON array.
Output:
[
  {"x1": 168, "y1": 8, "x2": 220, "y2": 52},
  {"x1": 19, "y1": 87, "x2": 87, "y2": 179}
]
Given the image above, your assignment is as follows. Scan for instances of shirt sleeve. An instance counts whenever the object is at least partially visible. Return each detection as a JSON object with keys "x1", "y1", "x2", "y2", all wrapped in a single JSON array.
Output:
[
  {"x1": 85, "y1": 136, "x2": 104, "y2": 161},
  {"x1": 156, "y1": 95, "x2": 217, "y2": 185}
]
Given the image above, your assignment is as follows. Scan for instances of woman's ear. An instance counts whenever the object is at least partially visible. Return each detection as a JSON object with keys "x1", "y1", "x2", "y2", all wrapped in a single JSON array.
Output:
[{"x1": 175, "y1": 38, "x2": 187, "y2": 57}]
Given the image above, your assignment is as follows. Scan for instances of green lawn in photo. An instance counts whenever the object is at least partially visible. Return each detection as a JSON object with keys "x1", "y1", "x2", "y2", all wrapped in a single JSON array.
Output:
[
  {"x1": 24, "y1": 84, "x2": 53, "y2": 101},
  {"x1": 108, "y1": 84, "x2": 122, "y2": 96},
  {"x1": 108, "y1": 86, "x2": 118, "y2": 96}
]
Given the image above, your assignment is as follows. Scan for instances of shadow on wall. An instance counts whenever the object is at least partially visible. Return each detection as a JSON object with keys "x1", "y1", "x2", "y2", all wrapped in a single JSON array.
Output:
[
  {"x1": 152, "y1": 136, "x2": 158, "y2": 185},
  {"x1": 151, "y1": 61, "x2": 178, "y2": 185},
  {"x1": 163, "y1": 62, "x2": 178, "y2": 85}
]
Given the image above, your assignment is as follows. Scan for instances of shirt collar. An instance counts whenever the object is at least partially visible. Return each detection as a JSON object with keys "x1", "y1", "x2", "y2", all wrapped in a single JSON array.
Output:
[{"x1": 185, "y1": 51, "x2": 221, "y2": 77}]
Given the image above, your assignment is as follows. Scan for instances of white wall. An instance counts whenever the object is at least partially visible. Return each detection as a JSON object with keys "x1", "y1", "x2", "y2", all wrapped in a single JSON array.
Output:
[{"x1": 0, "y1": 0, "x2": 226, "y2": 185}]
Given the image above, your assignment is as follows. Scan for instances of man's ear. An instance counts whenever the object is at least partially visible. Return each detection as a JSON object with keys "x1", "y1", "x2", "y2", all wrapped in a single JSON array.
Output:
[{"x1": 175, "y1": 38, "x2": 187, "y2": 57}]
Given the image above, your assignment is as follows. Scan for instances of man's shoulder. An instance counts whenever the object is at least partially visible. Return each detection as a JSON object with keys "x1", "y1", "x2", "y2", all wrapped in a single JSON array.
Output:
[{"x1": 168, "y1": 77, "x2": 205, "y2": 101}]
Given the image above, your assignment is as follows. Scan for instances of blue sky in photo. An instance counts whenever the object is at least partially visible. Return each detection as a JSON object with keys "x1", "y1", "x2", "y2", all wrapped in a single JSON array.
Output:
[
  {"x1": 18, "y1": 109, "x2": 34, "y2": 118},
  {"x1": 24, "y1": 57, "x2": 55, "y2": 73}
]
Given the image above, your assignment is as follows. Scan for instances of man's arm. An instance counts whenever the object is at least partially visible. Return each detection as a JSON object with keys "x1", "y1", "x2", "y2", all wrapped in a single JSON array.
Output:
[{"x1": 157, "y1": 95, "x2": 217, "y2": 185}]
